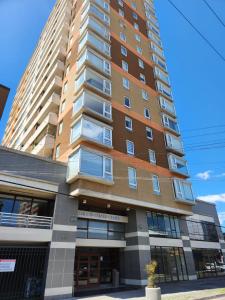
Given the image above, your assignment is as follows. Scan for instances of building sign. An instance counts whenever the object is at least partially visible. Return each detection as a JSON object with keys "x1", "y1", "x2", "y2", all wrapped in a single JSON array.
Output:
[
  {"x1": 78, "y1": 210, "x2": 128, "y2": 223},
  {"x1": 0, "y1": 259, "x2": 16, "y2": 272}
]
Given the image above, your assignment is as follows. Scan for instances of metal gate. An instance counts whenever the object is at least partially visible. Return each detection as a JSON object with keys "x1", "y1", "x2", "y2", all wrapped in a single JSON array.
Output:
[{"x1": 0, "y1": 245, "x2": 49, "y2": 300}]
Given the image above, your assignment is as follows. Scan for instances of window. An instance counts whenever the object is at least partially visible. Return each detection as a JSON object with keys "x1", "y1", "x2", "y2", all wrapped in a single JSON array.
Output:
[
  {"x1": 134, "y1": 23, "x2": 139, "y2": 30},
  {"x1": 125, "y1": 116, "x2": 132, "y2": 130},
  {"x1": 149, "y1": 150, "x2": 156, "y2": 164},
  {"x1": 120, "y1": 32, "x2": 126, "y2": 42},
  {"x1": 119, "y1": 9, "x2": 124, "y2": 17},
  {"x1": 55, "y1": 144, "x2": 60, "y2": 159},
  {"x1": 162, "y1": 114, "x2": 179, "y2": 133},
  {"x1": 168, "y1": 154, "x2": 188, "y2": 175},
  {"x1": 140, "y1": 73, "x2": 146, "y2": 84},
  {"x1": 142, "y1": 89, "x2": 149, "y2": 100},
  {"x1": 58, "y1": 121, "x2": 63, "y2": 135},
  {"x1": 159, "y1": 96, "x2": 176, "y2": 115},
  {"x1": 124, "y1": 96, "x2": 131, "y2": 108},
  {"x1": 121, "y1": 46, "x2": 127, "y2": 56},
  {"x1": 78, "y1": 31, "x2": 111, "y2": 56},
  {"x1": 146, "y1": 127, "x2": 153, "y2": 140},
  {"x1": 165, "y1": 133, "x2": 183, "y2": 153},
  {"x1": 118, "y1": 0, "x2": 124, "y2": 7},
  {"x1": 136, "y1": 46, "x2": 143, "y2": 55},
  {"x1": 131, "y1": 2, "x2": 137, "y2": 9},
  {"x1": 135, "y1": 34, "x2": 141, "y2": 42},
  {"x1": 73, "y1": 91, "x2": 112, "y2": 120},
  {"x1": 68, "y1": 148, "x2": 113, "y2": 182},
  {"x1": 152, "y1": 175, "x2": 160, "y2": 194},
  {"x1": 61, "y1": 100, "x2": 66, "y2": 113},
  {"x1": 156, "y1": 81, "x2": 172, "y2": 99},
  {"x1": 71, "y1": 117, "x2": 112, "y2": 147},
  {"x1": 128, "y1": 167, "x2": 137, "y2": 188},
  {"x1": 65, "y1": 65, "x2": 70, "y2": 76},
  {"x1": 138, "y1": 59, "x2": 144, "y2": 69},
  {"x1": 123, "y1": 77, "x2": 130, "y2": 89},
  {"x1": 122, "y1": 60, "x2": 128, "y2": 72},
  {"x1": 132, "y1": 12, "x2": 138, "y2": 20},
  {"x1": 173, "y1": 179, "x2": 194, "y2": 202},
  {"x1": 154, "y1": 67, "x2": 170, "y2": 85},
  {"x1": 144, "y1": 108, "x2": 151, "y2": 119},
  {"x1": 126, "y1": 140, "x2": 134, "y2": 155}
]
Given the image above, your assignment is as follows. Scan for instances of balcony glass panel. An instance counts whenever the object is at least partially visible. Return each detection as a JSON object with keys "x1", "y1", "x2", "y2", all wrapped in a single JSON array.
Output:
[
  {"x1": 165, "y1": 133, "x2": 183, "y2": 153},
  {"x1": 80, "y1": 17, "x2": 109, "y2": 40},
  {"x1": 159, "y1": 96, "x2": 175, "y2": 115},
  {"x1": 68, "y1": 148, "x2": 113, "y2": 181},
  {"x1": 155, "y1": 67, "x2": 170, "y2": 85},
  {"x1": 168, "y1": 154, "x2": 188, "y2": 175},
  {"x1": 78, "y1": 31, "x2": 110, "y2": 56},
  {"x1": 173, "y1": 179, "x2": 195, "y2": 203},
  {"x1": 71, "y1": 117, "x2": 112, "y2": 146},
  {"x1": 77, "y1": 49, "x2": 111, "y2": 75},
  {"x1": 82, "y1": 4, "x2": 110, "y2": 25},
  {"x1": 162, "y1": 114, "x2": 179, "y2": 133},
  {"x1": 75, "y1": 69, "x2": 111, "y2": 95},
  {"x1": 157, "y1": 81, "x2": 172, "y2": 99}
]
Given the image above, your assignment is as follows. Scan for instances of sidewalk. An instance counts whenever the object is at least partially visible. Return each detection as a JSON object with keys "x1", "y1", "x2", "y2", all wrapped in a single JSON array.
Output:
[{"x1": 73, "y1": 277, "x2": 225, "y2": 300}]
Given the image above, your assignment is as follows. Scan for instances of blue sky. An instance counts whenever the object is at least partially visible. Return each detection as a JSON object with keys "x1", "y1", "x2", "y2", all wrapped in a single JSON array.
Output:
[{"x1": 0, "y1": 0, "x2": 225, "y2": 225}]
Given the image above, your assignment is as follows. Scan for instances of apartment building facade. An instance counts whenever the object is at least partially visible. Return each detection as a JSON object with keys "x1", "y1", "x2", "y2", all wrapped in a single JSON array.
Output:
[
  {"x1": 1, "y1": 0, "x2": 225, "y2": 299},
  {"x1": 0, "y1": 147, "x2": 225, "y2": 300}
]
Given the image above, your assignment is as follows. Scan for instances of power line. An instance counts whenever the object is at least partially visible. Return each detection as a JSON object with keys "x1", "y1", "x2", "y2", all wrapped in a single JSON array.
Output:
[
  {"x1": 203, "y1": 0, "x2": 225, "y2": 28},
  {"x1": 167, "y1": 0, "x2": 225, "y2": 63}
]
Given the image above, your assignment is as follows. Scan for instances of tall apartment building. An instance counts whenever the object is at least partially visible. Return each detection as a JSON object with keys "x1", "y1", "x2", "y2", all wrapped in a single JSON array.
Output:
[{"x1": 1, "y1": 0, "x2": 225, "y2": 299}]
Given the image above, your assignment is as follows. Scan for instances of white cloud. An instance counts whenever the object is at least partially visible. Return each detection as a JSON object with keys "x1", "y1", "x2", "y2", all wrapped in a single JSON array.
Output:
[
  {"x1": 196, "y1": 170, "x2": 212, "y2": 180},
  {"x1": 198, "y1": 193, "x2": 225, "y2": 203},
  {"x1": 218, "y1": 212, "x2": 225, "y2": 225}
]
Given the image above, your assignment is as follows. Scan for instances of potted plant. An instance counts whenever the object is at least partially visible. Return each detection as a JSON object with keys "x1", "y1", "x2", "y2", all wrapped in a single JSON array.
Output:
[{"x1": 145, "y1": 260, "x2": 161, "y2": 300}]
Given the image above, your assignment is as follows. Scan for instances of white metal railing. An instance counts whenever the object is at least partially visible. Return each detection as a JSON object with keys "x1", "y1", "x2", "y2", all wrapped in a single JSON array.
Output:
[{"x1": 0, "y1": 213, "x2": 53, "y2": 229}]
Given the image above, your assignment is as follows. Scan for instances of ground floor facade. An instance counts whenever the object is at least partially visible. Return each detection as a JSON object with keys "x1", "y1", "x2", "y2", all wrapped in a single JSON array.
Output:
[{"x1": 0, "y1": 147, "x2": 225, "y2": 300}]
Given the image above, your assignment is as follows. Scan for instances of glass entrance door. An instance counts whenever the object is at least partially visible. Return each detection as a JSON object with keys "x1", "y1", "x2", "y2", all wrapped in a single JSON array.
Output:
[{"x1": 76, "y1": 254, "x2": 100, "y2": 288}]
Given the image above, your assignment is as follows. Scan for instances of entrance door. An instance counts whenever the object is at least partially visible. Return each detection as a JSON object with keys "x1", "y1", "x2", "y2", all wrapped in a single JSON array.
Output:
[{"x1": 76, "y1": 254, "x2": 100, "y2": 288}]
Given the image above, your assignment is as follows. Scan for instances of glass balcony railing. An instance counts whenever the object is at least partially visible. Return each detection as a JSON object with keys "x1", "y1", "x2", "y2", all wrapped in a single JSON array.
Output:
[{"x1": 168, "y1": 154, "x2": 188, "y2": 176}]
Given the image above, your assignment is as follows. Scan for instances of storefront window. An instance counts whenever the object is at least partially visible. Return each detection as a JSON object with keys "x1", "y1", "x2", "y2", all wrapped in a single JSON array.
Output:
[
  {"x1": 77, "y1": 219, "x2": 125, "y2": 240},
  {"x1": 193, "y1": 249, "x2": 225, "y2": 278},
  {"x1": 147, "y1": 212, "x2": 181, "y2": 238},
  {"x1": 0, "y1": 194, "x2": 14, "y2": 213},
  {"x1": 151, "y1": 246, "x2": 188, "y2": 283}
]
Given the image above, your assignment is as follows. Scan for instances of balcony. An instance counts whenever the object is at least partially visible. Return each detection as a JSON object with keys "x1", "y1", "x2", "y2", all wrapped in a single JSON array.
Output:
[
  {"x1": 71, "y1": 115, "x2": 113, "y2": 148},
  {"x1": 165, "y1": 133, "x2": 184, "y2": 155},
  {"x1": 156, "y1": 80, "x2": 172, "y2": 99},
  {"x1": 0, "y1": 212, "x2": 53, "y2": 229},
  {"x1": 31, "y1": 134, "x2": 55, "y2": 157},
  {"x1": 162, "y1": 114, "x2": 180, "y2": 135},
  {"x1": 67, "y1": 146, "x2": 113, "y2": 184},
  {"x1": 173, "y1": 178, "x2": 195, "y2": 204},
  {"x1": 80, "y1": 16, "x2": 110, "y2": 40},
  {"x1": 75, "y1": 67, "x2": 111, "y2": 97},
  {"x1": 168, "y1": 153, "x2": 188, "y2": 176},
  {"x1": 159, "y1": 96, "x2": 176, "y2": 116},
  {"x1": 78, "y1": 30, "x2": 111, "y2": 57},
  {"x1": 23, "y1": 112, "x2": 57, "y2": 152},
  {"x1": 81, "y1": 3, "x2": 110, "y2": 26},
  {"x1": 73, "y1": 90, "x2": 112, "y2": 122},
  {"x1": 83, "y1": 0, "x2": 110, "y2": 12},
  {"x1": 77, "y1": 48, "x2": 111, "y2": 77}
]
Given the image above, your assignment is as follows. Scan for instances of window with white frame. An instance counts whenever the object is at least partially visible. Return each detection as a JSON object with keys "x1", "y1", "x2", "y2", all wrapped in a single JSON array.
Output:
[
  {"x1": 140, "y1": 73, "x2": 146, "y2": 84},
  {"x1": 134, "y1": 23, "x2": 139, "y2": 30},
  {"x1": 125, "y1": 116, "x2": 132, "y2": 130},
  {"x1": 144, "y1": 108, "x2": 151, "y2": 119},
  {"x1": 132, "y1": 12, "x2": 138, "y2": 19},
  {"x1": 119, "y1": 9, "x2": 124, "y2": 17},
  {"x1": 138, "y1": 59, "x2": 144, "y2": 69},
  {"x1": 128, "y1": 167, "x2": 137, "y2": 188},
  {"x1": 124, "y1": 96, "x2": 131, "y2": 108},
  {"x1": 63, "y1": 82, "x2": 68, "y2": 94},
  {"x1": 131, "y1": 2, "x2": 137, "y2": 9},
  {"x1": 58, "y1": 121, "x2": 63, "y2": 135},
  {"x1": 55, "y1": 144, "x2": 60, "y2": 159},
  {"x1": 126, "y1": 140, "x2": 134, "y2": 155},
  {"x1": 162, "y1": 114, "x2": 179, "y2": 133},
  {"x1": 146, "y1": 127, "x2": 153, "y2": 140},
  {"x1": 67, "y1": 148, "x2": 113, "y2": 181},
  {"x1": 173, "y1": 179, "x2": 194, "y2": 202},
  {"x1": 142, "y1": 89, "x2": 149, "y2": 100},
  {"x1": 123, "y1": 77, "x2": 130, "y2": 89},
  {"x1": 122, "y1": 60, "x2": 128, "y2": 72},
  {"x1": 149, "y1": 149, "x2": 156, "y2": 164},
  {"x1": 120, "y1": 32, "x2": 127, "y2": 42},
  {"x1": 135, "y1": 34, "x2": 141, "y2": 42},
  {"x1": 118, "y1": 0, "x2": 124, "y2": 7},
  {"x1": 121, "y1": 46, "x2": 127, "y2": 56},
  {"x1": 61, "y1": 100, "x2": 66, "y2": 113},
  {"x1": 159, "y1": 96, "x2": 176, "y2": 115},
  {"x1": 136, "y1": 46, "x2": 143, "y2": 55},
  {"x1": 152, "y1": 175, "x2": 160, "y2": 194}
]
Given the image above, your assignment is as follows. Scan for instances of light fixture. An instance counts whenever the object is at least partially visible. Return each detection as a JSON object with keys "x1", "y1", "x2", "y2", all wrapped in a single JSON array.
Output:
[
  {"x1": 107, "y1": 204, "x2": 111, "y2": 208},
  {"x1": 126, "y1": 207, "x2": 130, "y2": 211},
  {"x1": 82, "y1": 199, "x2": 87, "y2": 204}
]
